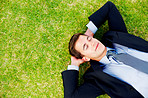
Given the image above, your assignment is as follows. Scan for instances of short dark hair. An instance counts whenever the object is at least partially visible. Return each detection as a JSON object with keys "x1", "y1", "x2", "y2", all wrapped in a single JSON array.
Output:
[{"x1": 69, "y1": 33, "x2": 84, "y2": 59}]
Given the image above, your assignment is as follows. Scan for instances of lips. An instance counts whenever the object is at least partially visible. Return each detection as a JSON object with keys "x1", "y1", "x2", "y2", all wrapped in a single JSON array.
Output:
[{"x1": 95, "y1": 43, "x2": 99, "y2": 51}]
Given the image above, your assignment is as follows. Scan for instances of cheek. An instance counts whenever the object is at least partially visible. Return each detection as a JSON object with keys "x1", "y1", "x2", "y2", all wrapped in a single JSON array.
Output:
[
  {"x1": 101, "y1": 44, "x2": 105, "y2": 50},
  {"x1": 83, "y1": 49, "x2": 92, "y2": 56}
]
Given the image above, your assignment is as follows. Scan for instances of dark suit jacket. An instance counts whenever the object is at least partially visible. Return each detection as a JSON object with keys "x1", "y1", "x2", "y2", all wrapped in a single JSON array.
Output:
[
  {"x1": 62, "y1": 31, "x2": 148, "y2": 98},
  {"x1": 62, "y1": 2, "x2": 148, "y2": 97}
]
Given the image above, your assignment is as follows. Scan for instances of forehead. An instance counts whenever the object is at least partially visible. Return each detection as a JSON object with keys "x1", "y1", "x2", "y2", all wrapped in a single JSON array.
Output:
[
  {"x1": 75, "y1": 35, "x2": 87, "y2": 52},
  {"x1": 78, "y1": 35, "x2": 87, "y2": 42}
]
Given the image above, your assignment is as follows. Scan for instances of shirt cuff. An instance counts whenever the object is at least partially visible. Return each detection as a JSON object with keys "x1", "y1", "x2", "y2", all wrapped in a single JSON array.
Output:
[
  {"x1": 67, "y1": 65, "x2": 79, "y2": 71},
  {"x1": 86, "y1": 21, "x2": 98, "y2": 34}
]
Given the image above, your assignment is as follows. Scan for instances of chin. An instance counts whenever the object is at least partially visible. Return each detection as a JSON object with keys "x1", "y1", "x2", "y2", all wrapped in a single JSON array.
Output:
[
  {"x1": 98, "y1": 46, "x2": 106, "y2": 56},
  {"x1": 99, "y1": 43, "x2": 105, "y2": 51}
]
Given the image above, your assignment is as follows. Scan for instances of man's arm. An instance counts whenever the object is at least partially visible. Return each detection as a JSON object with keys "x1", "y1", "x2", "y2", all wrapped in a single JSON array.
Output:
[
  {"x1": 84, "y1": 28, "x2": 94, "y2": 37},
  {"x1": 62, "y1": 70, "x2": 104, "y2": 98},
  {"x1": 62, "y1": 57, "x2": 104, "y2": 98},
  {"x1": 87, "y1": 1, "x2": 128, "y2": 35}
]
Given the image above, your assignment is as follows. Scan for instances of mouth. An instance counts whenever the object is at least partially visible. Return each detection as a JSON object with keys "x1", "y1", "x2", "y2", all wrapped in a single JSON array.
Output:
[{"x1": 95, "y1": 43, "x2": 99, "y2": 51}]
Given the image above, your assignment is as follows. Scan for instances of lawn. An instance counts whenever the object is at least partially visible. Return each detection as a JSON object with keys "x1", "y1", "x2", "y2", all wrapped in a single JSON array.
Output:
[{"x1": 0, "y1": 0, "x2": 147, "y2": 97}]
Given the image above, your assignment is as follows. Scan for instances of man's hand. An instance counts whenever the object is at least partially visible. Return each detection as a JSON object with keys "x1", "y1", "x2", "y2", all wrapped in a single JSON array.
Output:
[
  {"x1": 84, "y1": 28, "x2": 94, "y2": 37},
  {"x1": 71, "y1": 56, "x2": 85, "y2": 67}
]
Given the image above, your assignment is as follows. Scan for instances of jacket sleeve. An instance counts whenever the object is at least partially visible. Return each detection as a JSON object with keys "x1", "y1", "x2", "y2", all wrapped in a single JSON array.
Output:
[
  {"x1": 88, "y1": 1, "x2": 128, "y2": 33},
  {"x1": 61, "y1": 70, "x2": 104, "y2": 98}
]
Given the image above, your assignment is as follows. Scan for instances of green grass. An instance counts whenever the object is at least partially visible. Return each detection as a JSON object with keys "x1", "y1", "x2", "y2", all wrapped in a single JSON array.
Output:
[{"x1": 0, "y1": 0, "x2": 147, "y2": 97}]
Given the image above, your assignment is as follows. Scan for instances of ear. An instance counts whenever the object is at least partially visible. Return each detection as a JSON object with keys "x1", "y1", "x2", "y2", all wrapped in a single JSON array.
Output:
[{"x1": 82, "y1": 57, "x2": 90, "y2": 61}]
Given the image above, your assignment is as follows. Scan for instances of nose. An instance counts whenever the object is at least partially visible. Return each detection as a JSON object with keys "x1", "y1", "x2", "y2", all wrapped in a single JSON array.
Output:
[{"x1": 90, "y1": 41, "x2": 95, "y2": 47}]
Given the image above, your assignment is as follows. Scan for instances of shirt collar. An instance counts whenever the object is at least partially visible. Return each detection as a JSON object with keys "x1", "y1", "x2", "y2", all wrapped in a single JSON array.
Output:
[
  {"x1": 99, "y1": 47, "x2": 113, "y2": 64},
  {"x1": 99, "y1": 55, "x2": 110, "y2": 65}
]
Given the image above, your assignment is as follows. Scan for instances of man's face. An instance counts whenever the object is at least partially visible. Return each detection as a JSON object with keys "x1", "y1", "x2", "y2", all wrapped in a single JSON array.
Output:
[{"x1": 75, "y1": 35, "x2": 106, "y2": 60}]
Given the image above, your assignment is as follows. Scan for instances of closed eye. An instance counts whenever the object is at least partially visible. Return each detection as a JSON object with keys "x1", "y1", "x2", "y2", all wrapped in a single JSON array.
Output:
[
  {"x1": 83, "y1": 43, "x2": 88, "y2": 50},
  {"x1": 87, "y1": 36, "x2": 92, "y2": 41}
]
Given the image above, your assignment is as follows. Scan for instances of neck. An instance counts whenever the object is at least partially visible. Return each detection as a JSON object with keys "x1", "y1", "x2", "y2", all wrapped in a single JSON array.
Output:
[{"x1": 94, "y1": 47, "x2": 107, "y2": 61}]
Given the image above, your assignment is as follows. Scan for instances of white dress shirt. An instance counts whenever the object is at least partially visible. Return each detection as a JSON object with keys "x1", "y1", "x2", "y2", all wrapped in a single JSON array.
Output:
[{"x1": 100, "y1": 47, "x2": 148, "y2": 98}]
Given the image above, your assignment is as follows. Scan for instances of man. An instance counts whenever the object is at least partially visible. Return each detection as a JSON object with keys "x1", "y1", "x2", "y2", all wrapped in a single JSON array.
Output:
[{"x1": 62, "y1": 1, "x2": 148, "y2": 98}]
